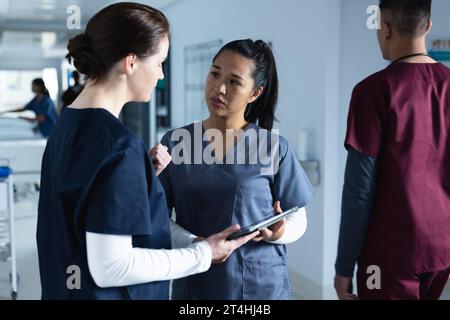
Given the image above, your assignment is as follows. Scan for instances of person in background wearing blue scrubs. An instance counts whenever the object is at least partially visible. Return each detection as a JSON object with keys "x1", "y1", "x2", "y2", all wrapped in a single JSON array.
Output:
[
  {"x1": 36, "y1": 3, "x2": 256, "y2": 300},
  {"x1": 7, "y1": 78, "x2": 58, "y2": 138},
  {"x1": 159, "y1": 39, "x2": 315, "y2": 300},
  {"x1": 61, "y1": 71, "x2": 84, "y2": 111}
]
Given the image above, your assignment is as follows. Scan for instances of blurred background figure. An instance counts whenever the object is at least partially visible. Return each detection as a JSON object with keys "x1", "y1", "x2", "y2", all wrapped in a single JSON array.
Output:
[
  {"x1": 61, "y1": 71, "x2": 84, "y2": 111},
  {"x1": 4, "y1": 78, "x2": 58, "y2": 138}
]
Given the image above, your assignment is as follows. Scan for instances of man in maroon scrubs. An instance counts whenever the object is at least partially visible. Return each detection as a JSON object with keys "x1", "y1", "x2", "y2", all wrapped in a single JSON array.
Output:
[{"x1": 335, "y1": 0, "x2": 450, "y2": 300}]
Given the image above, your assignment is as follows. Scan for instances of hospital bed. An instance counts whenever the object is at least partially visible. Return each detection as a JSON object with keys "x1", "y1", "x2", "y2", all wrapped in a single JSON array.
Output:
[
  {"x1": 0, "y1": 116, "x2": 47, "y2": 299},
  {"x1": 0, "y1": 115, "x2": 47, "y2": 197}
]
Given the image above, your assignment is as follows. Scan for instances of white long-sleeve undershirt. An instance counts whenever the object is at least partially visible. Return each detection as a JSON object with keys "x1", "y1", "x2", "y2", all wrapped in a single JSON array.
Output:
[
  {"x1": 86, "y1": 208, "x2": 307, "y2": 288},
  {"x1": 86, "y1": 222, "x2": 211, "y2": 288},
  {"x1": 266, "y1": 207, "x2": 308, "y2": 245}
]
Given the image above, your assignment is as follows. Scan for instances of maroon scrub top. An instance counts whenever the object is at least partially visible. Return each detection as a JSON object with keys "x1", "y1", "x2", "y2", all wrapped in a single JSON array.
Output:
[{"x1": 345, "y1": 62, "x2": 450, "y2": 275}]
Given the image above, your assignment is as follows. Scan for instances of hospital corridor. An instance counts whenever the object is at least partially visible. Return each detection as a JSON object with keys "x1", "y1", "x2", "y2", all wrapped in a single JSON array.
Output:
[{"x1": 0, "y1": 0, "x2": 450, "y2": 303}]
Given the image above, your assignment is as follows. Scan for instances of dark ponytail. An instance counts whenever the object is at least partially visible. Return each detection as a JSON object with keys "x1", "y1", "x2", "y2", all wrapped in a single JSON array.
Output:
[
  {"x1": 213, "y1": 39, "x2": 278, "y2": 130},
  {"x1": 32, "y1": 78, "x2": 50, "y2": 96},
  {"x1": 66, "y1": 2, "x2": 169, "y2": 83}
]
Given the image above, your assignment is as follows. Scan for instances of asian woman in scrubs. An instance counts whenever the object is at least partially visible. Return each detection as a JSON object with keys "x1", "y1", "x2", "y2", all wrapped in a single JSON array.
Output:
[
  {"x1": 159, "y1": 39, "x2": 315, "y2": 300},
  {"x1": 36, "y1": 3, "x2": 256, "y2": 300}
]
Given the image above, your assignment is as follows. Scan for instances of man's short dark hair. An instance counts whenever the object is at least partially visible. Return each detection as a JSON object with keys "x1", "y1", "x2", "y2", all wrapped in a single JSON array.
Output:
[{"x1": 379, "y1": 0, "x2": 432, "y2": 37}]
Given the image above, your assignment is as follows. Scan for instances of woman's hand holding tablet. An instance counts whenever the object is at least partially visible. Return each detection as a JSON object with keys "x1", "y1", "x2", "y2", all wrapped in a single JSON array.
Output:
[{"x1": 227, "y1": 202, "x2": 299, "y2": 241}]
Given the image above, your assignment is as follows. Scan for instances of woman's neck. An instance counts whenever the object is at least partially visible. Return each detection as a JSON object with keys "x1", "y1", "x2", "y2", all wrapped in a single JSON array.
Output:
[
  {"x1": 70, "y1": 79, "x2": 130, "y2": 118},
  {"x1": 203, "y1": 115, "x2": 249, "y2": 134}
]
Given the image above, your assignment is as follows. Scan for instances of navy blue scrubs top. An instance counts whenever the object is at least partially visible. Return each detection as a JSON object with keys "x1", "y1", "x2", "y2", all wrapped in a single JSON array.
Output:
[
  {"x1": 159, "y1": 122, "x2": 315, "y2": 300},
  {"x1": 37, "y1": 108, "x2": 171, "y2": 300},
  {"x1": 25, "y1": 96, "x2": 58, "y2": 137}
]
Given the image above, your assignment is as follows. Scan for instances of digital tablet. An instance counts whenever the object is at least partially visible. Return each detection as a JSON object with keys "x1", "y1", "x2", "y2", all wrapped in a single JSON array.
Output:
[{"x1": 226, "y1": 207, "x2": 300, "y2": 241}]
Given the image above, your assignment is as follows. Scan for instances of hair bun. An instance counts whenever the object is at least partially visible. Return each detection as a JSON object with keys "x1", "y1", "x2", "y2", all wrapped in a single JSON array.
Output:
[
  {"x1": 68, "y1": 33, "x2": 91, "y2": 52},
  {"x1": 66, "y1": 33, "x2": 104, "y2": 78}
]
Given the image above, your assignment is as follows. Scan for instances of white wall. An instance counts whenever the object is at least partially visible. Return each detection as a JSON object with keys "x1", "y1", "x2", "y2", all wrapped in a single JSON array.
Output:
[
  {"x1": 322, "y1": 0, "x2": 341, "y2": 300},
  {"x1": 164, "y1": 0, "x2": 342, "y2": 299}
]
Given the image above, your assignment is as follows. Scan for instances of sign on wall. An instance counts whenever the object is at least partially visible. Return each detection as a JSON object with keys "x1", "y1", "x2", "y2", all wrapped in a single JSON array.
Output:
[{"x1": 429, "y1": 37, "x2": 450, "y2": 62}]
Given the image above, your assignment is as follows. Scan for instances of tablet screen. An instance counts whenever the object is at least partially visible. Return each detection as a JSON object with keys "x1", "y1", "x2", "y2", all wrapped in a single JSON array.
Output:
[{"x1": 226, "y1": 207, "x2": 300, "y2": 240}]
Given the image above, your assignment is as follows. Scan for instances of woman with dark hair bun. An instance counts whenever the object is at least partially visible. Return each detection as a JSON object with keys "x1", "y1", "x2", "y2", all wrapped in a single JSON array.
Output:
[
  {"x1": 159, "y1": 39, "x2": 315, "y2": 299},
  {"x1": 6, "y1": 78, "x2": 57, "y2": 137},
  {"x1": 36, "y1": 2, "x2": 255, "y2": 300}
]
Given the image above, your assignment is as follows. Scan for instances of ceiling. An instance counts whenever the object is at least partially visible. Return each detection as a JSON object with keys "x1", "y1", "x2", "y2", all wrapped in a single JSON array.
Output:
[{"x1": 0, "y1": 0, "x2": 181, "y2": 58}]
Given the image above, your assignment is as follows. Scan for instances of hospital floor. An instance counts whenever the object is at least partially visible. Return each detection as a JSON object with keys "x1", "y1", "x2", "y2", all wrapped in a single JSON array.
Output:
[{"x1": 0, "y1": 194, "x2": 449, "y2": 300}]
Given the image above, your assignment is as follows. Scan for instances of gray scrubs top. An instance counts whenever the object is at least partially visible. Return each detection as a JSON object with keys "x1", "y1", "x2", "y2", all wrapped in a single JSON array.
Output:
[{"x1": 159, "y1": 122, "x2": 314, "y2": 300}]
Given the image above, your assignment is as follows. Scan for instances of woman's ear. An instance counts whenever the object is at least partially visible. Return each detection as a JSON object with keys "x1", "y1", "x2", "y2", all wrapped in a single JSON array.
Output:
[
  {"x1": 124, "y1": 54, "x2": 137, "y2": 75},
  {"x1": 248, "y1": 87, "x2": 264, "y2": 104}
]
